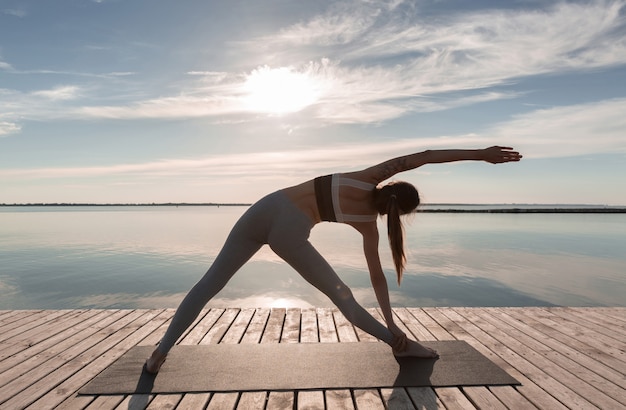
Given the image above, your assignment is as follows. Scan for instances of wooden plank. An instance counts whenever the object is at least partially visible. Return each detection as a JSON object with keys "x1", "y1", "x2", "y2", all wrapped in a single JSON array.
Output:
[
  {"x1": 266, "y1": 391, "x2": 294, "y2": 410},
  {"x1": 261, "y1": 308, "x2": 286, "y2": 343},
  {"x1": 463, "y1": 386, "x2": 507, "y2": 409},
  {"x1": 221, "y1": 308, "x2": 255, "y2": 344},
  {"x1": 0, "y1": 309, "x2": 69, "y2": 343},
  {"x1": 54, "y1": 394, "x2": 95, "y2": 410},
  {"x1": 240, "y1": 308, "x2": 270, "y2": 344},
  {"x1": 1, "y1": 307, "x2": 623, "y2": 410},
  {"x1": 405, "y1": 387, "x2": 444, "y2": 409},
  {"x1": 114, "y1": 394, "x2": 154, "y2": 410},
  {"x1": 0, "y1": 310, "x2": 44, "y2": 334},
  {"x1": 27, "y1": 310, "x2": 171, "y2": 409},
  {"x1": 423, "y1": 308, "x2": 568, "y2": 410},
  {"x1": 134, "y1": 308, "x2": 175, "y2": 347},
  {"x1": 0, "y1": 309, "x2": 117, "y2": 374},
  {"x1": 0, "y1": 310, "x2": 18, "y2": 321},
  {"x1": 200, "y1": 307, "x2": 240, "y2": 344},
  {"x1": 448, "y1": 308, "x2": 596, "y2": 410},
  {"x1": 237, "y1": 391, "x2": 267, "y2": 410},
  {"x1": 281, "y1": 307, "x2": 301, "y2": 343},
  {"x1": 535, "y1": 308, "x2": 626, "y2": 356},
  {"x1": 588, "y1": 307, "x2": 626, "y2": 323},
  {"x1": 206, "y1": 392, "x2": 238, "y2": 410},
  {"x1": 316, "y1": 308, "x2": 338, "y2": 343},
  {"x1": 0, "y1": 310, "x2": 137, "y2": 402},
  {"x1": 353, "y1": 389, "x2": 385, "y2": 410},
  {"x1": 570, "y1": 307, "x2": 626, "y2": 329},
  {"x1": 435, "y1": 387, "x2": 475, "y2": 410},
  {"x1": 325, "y1": 389, "x2": 355, "y2": 410},
  {"x1": 0, "y1": 309, "x2": 87, "y2": 358},
  {"x1": 180, "y1": 308, "x2": 223, "y2": 344},
  {"x1": 79, "y1": 394, "x2": 124, "y2": 409},
  {"x1": 547, "y1": 307, "x2": 626, "y2": 346},
  {"x1": 177, "y1": 393, "x2": 211, "y2": 409},
  {"x1": 513, "y1": 308, "x2": 625, "y2": 373},
  {"x1": 333, "y1": 309, "x2": 358, "y2": 342},
  {"x1": 406, "y1": 308, "x2": 454, "y2": 340},
  {"x1": 297, "y1": 390, "x2": 325, "y2": 409},
  {"x1": 380, "y1": 388, "x2": 416, "y2": 409},
  {"x1": 471, "y1": 308, "x2": 625, "y2": 408},
  {"x1": 145, "y1": 394, "x2": 181, "y2": 409},
  {"x1": 300, "y1": 307, "x2": 319, "y2": 343},
  {"x1": 393, "y1": 308, "x2": 435, "y2": 341},
  {"x1": 493, "y1": 308, "x2": 626, "y2": 391},
  {"x1": 488, "y1": 386, "x2": 538, "y2": 410}
]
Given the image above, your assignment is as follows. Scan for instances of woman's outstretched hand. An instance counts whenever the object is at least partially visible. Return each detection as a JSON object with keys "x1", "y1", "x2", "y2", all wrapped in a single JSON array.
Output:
[{"x1": 482, "y1": 146, "x2": 522, "y2": 164}]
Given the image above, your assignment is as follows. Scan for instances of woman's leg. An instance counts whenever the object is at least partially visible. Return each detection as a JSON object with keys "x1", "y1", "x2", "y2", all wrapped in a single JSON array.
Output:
[
  {"x1": 271, "y1": 239, "x2": 438, "y2": 358},
  {"x1": 153, "y1": 194, "x2": 279, "y2": 359},
  {"x1": 156, "y1": 235, "x2": 263, "y2": 355},
  {"x1": 271, "y1": 239, "x2": 394, "y2": 344},
  {"x1": 145, "y1": 236, "x2": 262, "y2": 373}
]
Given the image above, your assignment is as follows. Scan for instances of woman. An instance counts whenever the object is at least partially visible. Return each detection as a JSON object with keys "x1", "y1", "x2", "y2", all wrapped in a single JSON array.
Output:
[{"x1": 145, "y1": 146, "x2": 522, "y2": 373}]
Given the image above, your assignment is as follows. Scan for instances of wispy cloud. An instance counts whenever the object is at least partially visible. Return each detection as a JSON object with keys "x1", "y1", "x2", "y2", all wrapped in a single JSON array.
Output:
[
  {"x1": 0, "y1": 86, "x2": 86, "y2": 124},
  {"x1": 487, "y1": 97, "x2": 626, "y2": 158},
  {"x1": 67, "y1": 1, "x2": 626, "y2": 123},
  {"x1": 248, "y1": 1, "x2": 626, "y2": 100},
  {"x1": 4, "y1": 98, "x2": 625, "y2": 179},
  {"x1": 2, "y1": 8, "x2": 26, "y2": 18},
  {"x1": 1, "y1": 1, "x2": 625, "y2": 129},
  {"x1": 0, "y1": 60, "x2": 13, "y2": 71},
  {"x1": 0, "y1": 121, "x2": 21, "y2": 136},
  {"x1": 32, "y1": 85, "x2": 82, "y2": 101}
]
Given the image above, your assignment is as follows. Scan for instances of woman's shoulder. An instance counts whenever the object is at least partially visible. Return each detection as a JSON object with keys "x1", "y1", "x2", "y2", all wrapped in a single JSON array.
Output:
[{"x1": 336, "y1": 171, "x2": 379, "y2": 186}]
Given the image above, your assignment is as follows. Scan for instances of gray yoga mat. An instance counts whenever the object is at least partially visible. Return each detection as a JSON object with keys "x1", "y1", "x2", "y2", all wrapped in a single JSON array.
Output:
[{"x1": 79, "y1": 341, "x2": 519, "y2": 395}]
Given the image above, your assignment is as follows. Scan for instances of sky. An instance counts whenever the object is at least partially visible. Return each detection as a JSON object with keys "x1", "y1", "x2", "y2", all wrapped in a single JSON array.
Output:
[{"x1": 1, "y1": 0, "x2": 625, "y2": 205}]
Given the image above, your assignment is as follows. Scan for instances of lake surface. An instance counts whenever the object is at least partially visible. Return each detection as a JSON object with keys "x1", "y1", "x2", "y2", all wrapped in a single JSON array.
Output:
[{"x1": 1, "y1": 205, "x2": 624, "y2": 309}]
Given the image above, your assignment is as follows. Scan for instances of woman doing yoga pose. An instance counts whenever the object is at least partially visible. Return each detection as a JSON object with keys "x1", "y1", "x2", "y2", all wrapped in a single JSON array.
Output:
[{"x1": 145, "y1": 146, "x2": 522, "y2": 373}]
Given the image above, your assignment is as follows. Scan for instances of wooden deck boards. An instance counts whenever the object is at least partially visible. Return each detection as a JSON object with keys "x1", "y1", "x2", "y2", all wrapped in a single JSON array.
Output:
[{"x1": 0, "y1": 307, "x2": 624, "y2": 410}]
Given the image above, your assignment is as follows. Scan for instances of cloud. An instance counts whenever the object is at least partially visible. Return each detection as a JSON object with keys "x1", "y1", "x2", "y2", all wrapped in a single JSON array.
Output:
[
  {"x1": 69, "y1": 1, "x2": 626, "y2": 123},
  {"x1": 32, "y1": 85, "x2": 82, "y2": 101},
  {"x1": 0, "y1": 61, "x2": 13, "y2": 71},
  {"x1": 0, "y1": 121, "x2": 21, "y2": 136},
  {"x1": 1, "y1": 1, "x2": 625, "y2": 129},
  {"x1": 487, "y1": 98, "x2": 626, "y2": 158},
  {"x1": 3, "y1": 97, "x2": 624, "y2": 181},
  {"x1": 0, "y1": 86, "x2": 86, "y2": 124},
  {"x1": 2, "y1": 8, "x2": 26, "y2": 18}
]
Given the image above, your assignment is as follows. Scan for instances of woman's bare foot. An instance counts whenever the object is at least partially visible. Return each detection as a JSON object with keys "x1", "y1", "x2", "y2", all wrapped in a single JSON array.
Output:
[
  {"x1": 144, "y1": 348, "x2": 167, "y2": 374},
  {"x1": 393, "y1": 339, "x2": 439, "y2": 359}
]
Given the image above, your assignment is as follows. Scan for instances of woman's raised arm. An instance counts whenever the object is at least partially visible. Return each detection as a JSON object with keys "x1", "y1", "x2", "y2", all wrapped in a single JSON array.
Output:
[{"x1": 358, "y1": 146, "x2": 522, "y2": 183}]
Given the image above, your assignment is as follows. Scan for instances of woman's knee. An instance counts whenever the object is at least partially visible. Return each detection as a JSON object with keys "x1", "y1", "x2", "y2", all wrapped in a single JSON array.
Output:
[{"x1": 330, "y1": 284, "x2": 357, "y2": 308}]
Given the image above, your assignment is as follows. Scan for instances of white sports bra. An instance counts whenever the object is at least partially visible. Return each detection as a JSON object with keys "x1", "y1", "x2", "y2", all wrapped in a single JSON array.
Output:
[{"x1": 331, "y1": 174, "x2": 377, "y2": 223}]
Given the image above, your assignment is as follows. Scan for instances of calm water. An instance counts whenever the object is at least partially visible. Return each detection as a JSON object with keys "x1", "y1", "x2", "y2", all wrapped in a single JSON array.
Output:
[{"x1": 1, "y1": 206, "x2": 624, "y2": 309}]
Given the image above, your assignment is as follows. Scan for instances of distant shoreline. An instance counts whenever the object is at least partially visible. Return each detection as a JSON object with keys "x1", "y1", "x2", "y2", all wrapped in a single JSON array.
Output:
[
  {"x1": 417, "y1": 208, "x2": 626, "y2": 213},
  {"x1": 0, "y1": 202, "x2": 252, "y2": 207},
  {"x1": 1, "y1": 203, "x2": 625, "y2": 213}
]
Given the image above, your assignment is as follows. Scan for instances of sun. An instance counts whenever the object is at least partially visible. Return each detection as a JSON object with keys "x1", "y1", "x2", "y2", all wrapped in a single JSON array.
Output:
[{"x1": 242, "y1": 66, "x2": 321, "y2": 115}]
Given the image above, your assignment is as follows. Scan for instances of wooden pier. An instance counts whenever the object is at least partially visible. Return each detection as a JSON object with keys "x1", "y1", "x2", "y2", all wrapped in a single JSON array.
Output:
[{"x1": 0, "y1": 307, "x2": 624, "y2": 409}]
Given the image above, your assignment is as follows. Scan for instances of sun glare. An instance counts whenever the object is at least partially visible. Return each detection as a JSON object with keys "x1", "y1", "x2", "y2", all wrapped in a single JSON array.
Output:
[{"x1": 242, "y1": 66, "x2": 321, "y2": 115}]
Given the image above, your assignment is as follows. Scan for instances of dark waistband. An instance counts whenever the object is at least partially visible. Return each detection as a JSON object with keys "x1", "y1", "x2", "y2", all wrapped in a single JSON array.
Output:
[{"x1": 314, "y1": 175, "x2": 336, "y2": 222}]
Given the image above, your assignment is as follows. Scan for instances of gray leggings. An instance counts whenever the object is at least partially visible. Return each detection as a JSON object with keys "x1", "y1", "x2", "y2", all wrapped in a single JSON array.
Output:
[{"x1": 157, "y1": 190, "x2": 394, "y2": 353}]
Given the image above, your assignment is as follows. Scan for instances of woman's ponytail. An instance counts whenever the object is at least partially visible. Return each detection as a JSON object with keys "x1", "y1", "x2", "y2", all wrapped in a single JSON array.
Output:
[
  {"x1": 373, "y1": 181, "x2": 420, "y2": 285},
  {"x1": 387, "y1": 194, "x2": 406, "y2": 284}
]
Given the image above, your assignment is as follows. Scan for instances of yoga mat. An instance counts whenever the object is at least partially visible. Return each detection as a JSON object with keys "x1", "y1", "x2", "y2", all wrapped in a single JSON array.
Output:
[{"x1": 79, "y1": 341, "x2": 519, "y2": 395}]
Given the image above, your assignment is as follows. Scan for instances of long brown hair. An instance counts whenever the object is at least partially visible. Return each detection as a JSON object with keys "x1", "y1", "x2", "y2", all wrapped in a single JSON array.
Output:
[{"x1": 373, "y1": 181, "x2": 420, "y2": 284}]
